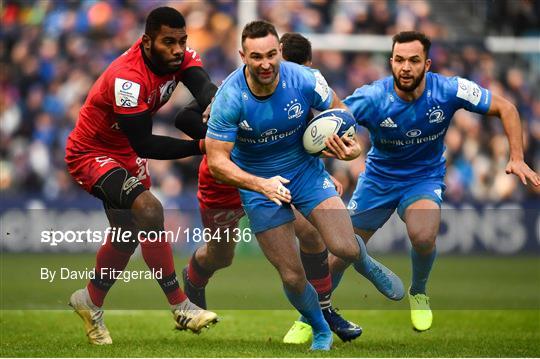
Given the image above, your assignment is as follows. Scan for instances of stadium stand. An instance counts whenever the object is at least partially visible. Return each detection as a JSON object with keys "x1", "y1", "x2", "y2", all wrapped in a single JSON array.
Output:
[{"x1": 1, "y1": 0, "x2": 538, "y2": 207}]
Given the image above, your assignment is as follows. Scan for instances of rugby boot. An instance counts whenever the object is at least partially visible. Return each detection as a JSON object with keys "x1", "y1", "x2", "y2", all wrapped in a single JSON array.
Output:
[
  {"x1": 69, "y1": 288, "x2": 112, "y2": 345},
  {"x1": 310, "y1": 329, "x2": 333, "y2": 351},
  {"x1": 283, "y1": 320, "x2": 312, "y2": 344},
  {"x1": 322, "y1": 307, "x2": 362, "y2": 342},
  {"x1": 409, "y1": 289, "x2": 432, "y2": 331},
  {"x1": 172, "y1": 299, "x2": 218, "y2": 334}
]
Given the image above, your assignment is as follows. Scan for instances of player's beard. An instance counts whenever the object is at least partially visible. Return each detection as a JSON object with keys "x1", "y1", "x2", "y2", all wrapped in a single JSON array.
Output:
[
  {"x1": 392, "y1": 69, "x2": 425, "y2": 92},
  {"x1": 150, "y1": 42, "x2": 183, "y2": 74}
]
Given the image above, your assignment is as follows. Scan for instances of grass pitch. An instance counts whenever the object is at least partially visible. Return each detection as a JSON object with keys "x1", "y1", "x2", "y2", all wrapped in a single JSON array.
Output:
[
  {"x1": 1, "y1": 254, "x2": 539, "y2": 357},
  {"x1": 1, "y1": 309, "x2": 538, "y2": 357}
]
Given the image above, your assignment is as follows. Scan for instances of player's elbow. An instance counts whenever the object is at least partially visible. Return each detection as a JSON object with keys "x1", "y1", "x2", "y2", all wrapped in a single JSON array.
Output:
[
  {"x1": 129, "y1": 138, "x2": 160, "y2": 159},
  {"x1": 207, "y1": 160, "x2": 218, "y2": 177},
  {"x1": 208, "y1": 162, "x2": 227, "y2": 183},
  {"x1": 207, "y1": 155, "x2": 224, "y2": 180},
  {"x1": 491, "y1": 94, "x2": 518, "y2": 118},
  {"x1": 206, "y1": 137, "x2": 233, "y2": 182},
  {"x1": 131, "y1": 142, "x2": 151, "y2": 159},
  {"x1": 504, "y1": 100, "x2": 519, "y2": 117}
]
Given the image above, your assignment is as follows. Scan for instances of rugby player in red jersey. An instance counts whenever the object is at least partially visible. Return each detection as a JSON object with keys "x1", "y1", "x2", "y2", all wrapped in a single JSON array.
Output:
[{"x1": 65, "y1": 7, "x2": 218, "y2": 344}]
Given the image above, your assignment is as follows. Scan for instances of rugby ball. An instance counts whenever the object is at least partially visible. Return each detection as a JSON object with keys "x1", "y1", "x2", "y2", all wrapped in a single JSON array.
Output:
[{"x1": 303, "y1": 109, "x2": 357, "y2": 155}]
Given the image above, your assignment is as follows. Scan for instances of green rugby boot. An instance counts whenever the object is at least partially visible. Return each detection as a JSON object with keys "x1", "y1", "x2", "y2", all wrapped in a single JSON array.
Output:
[
  {"x1": 283, "y1": 320, "x2": 312, "y2": 344},
  {"x1": 409, "y1": 290, "x2": 432, "y2": 331}
]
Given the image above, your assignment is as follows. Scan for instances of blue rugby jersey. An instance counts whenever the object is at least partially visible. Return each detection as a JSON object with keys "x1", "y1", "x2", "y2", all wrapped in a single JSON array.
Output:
[
  {"x1": 344, "y1": 72, "x2": 491, "y2": 181},
  {"x1": 207, "y1": 61, "x2": 333, "y2": 176}
]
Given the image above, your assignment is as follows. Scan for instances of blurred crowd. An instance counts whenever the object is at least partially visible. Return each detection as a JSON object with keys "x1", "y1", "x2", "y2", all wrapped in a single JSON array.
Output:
[
  {"x1": 260, "y1": 0, "x2": 445, "y2": 37},
  {"x1": 1, "y1": 0, "x2": 539, "y2": 209}
]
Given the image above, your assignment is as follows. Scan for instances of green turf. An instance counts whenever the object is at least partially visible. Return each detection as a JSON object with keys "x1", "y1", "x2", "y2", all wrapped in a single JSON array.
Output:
[
  {"x1": 1, "y1": 254, "x2": 539, "y2": 356},
  {"x1": 1, "y1": 254, "x2": 539, "y2": 310},
  {"x1": 1, "y1": 309, "x2": 539, "y2": 357}
]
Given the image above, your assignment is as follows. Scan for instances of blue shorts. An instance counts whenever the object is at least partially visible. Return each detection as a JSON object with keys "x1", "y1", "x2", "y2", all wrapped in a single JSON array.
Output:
[
  {"x1": 348, "y1": 174, "x2": 446, "y2": 231},
  {"x1": 240, "y1": 159, "x2": 339, "y2": 234}
]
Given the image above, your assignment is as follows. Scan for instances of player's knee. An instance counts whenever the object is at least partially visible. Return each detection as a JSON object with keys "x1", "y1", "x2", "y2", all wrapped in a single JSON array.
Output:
[
  {"x1": 329, "y1": 254, "x2": 350, "y2": 274},
  {"x1": 210, "y1": 249, "x2": 235, "y2": 269},
  {"x1": 327, "y1": 240, "x2": 359, "y2": 263},
  {"x1": 280, "y1": 270, "x2": 306, "y2": 292},
  {"x1": 410, "y1": 229, "x2": 436, "y2": 253},
  {"x1": 298, "y1": 227, "x2": 325, "y2": 253},
  {"x1": 131, "y1": 194, "x2": 164, "y2": 231}
]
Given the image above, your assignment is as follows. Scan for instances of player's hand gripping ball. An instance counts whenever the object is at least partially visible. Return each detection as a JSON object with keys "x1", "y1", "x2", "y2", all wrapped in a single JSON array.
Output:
[{"x1": 303, "y1": 109, "x2": 357, "y2": 155}]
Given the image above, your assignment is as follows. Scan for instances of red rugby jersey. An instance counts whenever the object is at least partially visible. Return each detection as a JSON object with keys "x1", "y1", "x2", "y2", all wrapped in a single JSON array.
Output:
[{"x1": 67, "y1": 38, "x2": 202, "y2": 156}]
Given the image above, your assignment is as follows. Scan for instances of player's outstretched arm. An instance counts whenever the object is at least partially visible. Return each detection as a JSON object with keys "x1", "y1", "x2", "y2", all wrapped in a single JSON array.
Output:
[
  {"x1": 173, "y1": 67, "x2": 217, "y2": 137},
  {"x1": 487, "y1": 93, "x2": 540, "y2": 186},
  {"x1": 118, "y1": 112, "x2": 203, "y2": 160},
  {"x1": 205, "y1": 137, "x2": 292, "y2": 205},
  {"x1": 174, "y1": 101, "x2": 208, "y2": 139},
  {"x1": 182, "y1": 67, "x2": 218, "y2": 111}
]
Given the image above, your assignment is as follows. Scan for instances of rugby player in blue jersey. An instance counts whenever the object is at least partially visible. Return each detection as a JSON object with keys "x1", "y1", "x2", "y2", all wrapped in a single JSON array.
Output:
[
  {"x1": 178, "y1": 32, "x2": 363, "y2": 343},
  {"x1": 287, "y1": 31, "x2": 540, "y2": 336},
  {"x1": 205, "y1": 21, "x2": 404, "y2": 351}
]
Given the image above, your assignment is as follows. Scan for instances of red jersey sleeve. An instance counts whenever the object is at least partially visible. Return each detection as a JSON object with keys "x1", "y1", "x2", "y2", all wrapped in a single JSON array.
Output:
[
  {"x1": 179, "y1": 47, "x2": 203, "y2": 72},
  {"x1": 110, "y1": 72, "x2": 150, "y2": 116}
]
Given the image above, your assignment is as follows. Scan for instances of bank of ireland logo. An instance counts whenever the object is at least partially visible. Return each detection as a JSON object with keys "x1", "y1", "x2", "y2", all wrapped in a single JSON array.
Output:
[
  {"x1": 284, "y1": 98, "x2": 304, "y2": 120},
  {"x1": 261, "y1": 128, "x2": 277, "y2": 137},
  {"x1": 426, "y1": 105, "x2": 445, "y2": 124},
  {"x1": 406, "y1": 129, "x2": 422, "y2": 137}
]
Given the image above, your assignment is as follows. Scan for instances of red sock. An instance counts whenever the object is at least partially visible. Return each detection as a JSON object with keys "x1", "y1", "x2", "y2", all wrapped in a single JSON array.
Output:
[
  {"x1": 187, "y1": 253, "x2": 213, "y2": 288},
  {"x1": 140, "y1": 236, "x2": 186, "y2": 305},
  {"x1": 301, "y1": 249, "x2": 333, "y2": 309},
  {"x1": 309, "y1": 274, "x2": 332, "y2": 295},
  {"x1": 87, "y1": 235, "x2": 132, "y2": 307}
]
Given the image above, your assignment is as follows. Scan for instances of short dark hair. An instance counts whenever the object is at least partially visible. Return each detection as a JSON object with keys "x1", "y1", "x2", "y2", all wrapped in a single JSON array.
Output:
[
  {"x1": 392, "y1": 31, "x2": 431, "y2": 57},
  {"x1": 280, "y1": 32, "x2": 312, "y2": 65},
  {"x1": 241, "y1": 20, "x2": 279, "y2": 47},
  {"x1": 145, "y1": 7, "x2": 185, "y2": 38}
]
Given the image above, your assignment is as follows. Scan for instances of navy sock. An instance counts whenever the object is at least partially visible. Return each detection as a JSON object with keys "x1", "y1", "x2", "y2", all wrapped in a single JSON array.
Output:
[
  {"x1": 284, "y1": 282, "x2": 329, "y2": 333},
  {"x1": 410, "y1": 247, "x2": 436, "y2": 295},
  {"x1": 300, "y1": 250, "x2": 332, "y2": 310}
]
